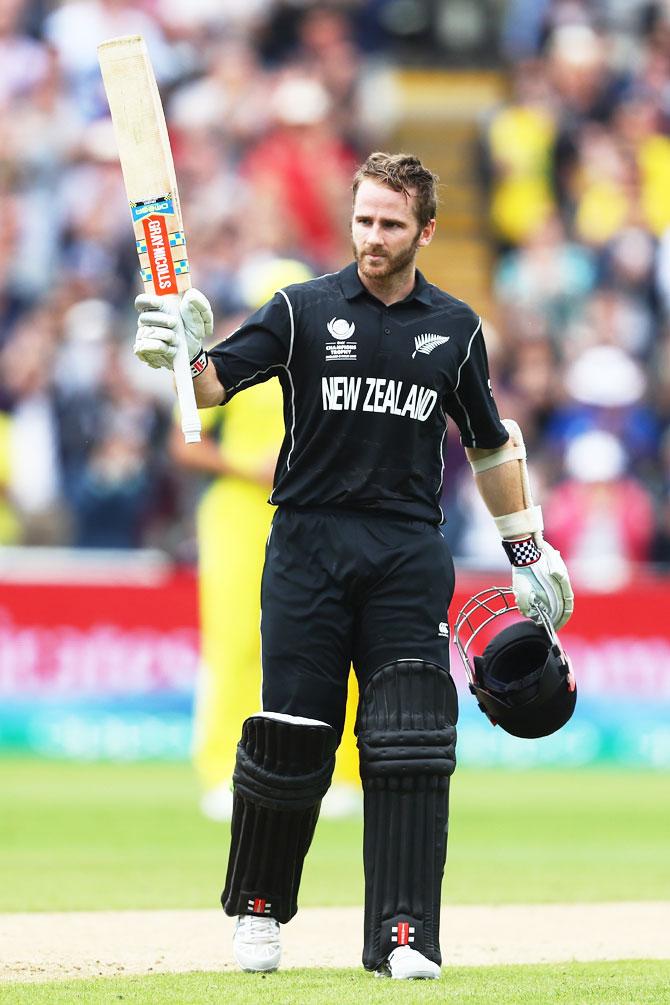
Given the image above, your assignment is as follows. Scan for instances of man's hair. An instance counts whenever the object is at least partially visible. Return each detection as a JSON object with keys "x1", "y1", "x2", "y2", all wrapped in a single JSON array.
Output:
[{"x1": 352, "y1": 152, "x2": 439, "y2": 228}]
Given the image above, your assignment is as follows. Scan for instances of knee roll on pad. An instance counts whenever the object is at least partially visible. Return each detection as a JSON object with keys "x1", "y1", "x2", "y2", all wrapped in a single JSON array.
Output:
[
  {"x1": 221, "y1": 713, "x2": 337, "y2": 923},
  {"x1": 357, "y1": 660, "x2": 458, "y2": 970}
]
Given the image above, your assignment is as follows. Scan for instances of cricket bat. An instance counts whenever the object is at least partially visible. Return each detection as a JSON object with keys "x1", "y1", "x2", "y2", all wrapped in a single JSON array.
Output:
[{"x1": 97, "y1": 34, "x2": 201, "y2": 444}]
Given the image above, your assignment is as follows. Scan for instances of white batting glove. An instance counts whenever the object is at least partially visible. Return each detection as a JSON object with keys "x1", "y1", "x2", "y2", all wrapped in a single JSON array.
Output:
[
  {"x1": 503, "y1": 537, "x2": 574, "y2": 631},
  {"x1": 134, "y1": 288, "x2": 213, "y2": 372}
]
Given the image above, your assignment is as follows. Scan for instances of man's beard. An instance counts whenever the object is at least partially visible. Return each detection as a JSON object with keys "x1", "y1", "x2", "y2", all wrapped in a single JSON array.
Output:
[{"x1": 353, "y1": 233, "x2": 420, "y2": 281}]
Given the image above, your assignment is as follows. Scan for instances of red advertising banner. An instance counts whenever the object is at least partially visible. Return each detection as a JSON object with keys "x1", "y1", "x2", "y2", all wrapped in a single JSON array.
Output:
[
  {"x1": 0, "y1": 569, "x2": 200, "y2": 697},
  {"x1": 0, "y1": 563, "x2": 668, "y2": 763},
  {"x1": 0, "y1": 566, "x2": 668, "y2": 699}
]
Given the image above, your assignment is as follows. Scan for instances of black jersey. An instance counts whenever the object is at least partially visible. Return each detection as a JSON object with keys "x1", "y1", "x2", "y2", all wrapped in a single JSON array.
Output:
[{"x1": 208, "y1": 262, "x2": 508, "y2": 525}]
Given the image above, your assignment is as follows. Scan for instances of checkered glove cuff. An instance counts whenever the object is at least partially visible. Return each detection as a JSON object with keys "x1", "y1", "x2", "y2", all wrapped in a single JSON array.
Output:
[
  {"x1": 190, "y1": 347, "x2": 208, "y2": 378},
  {"x1": 502, "y1": 536, "x2": 542, "y2": 567}
]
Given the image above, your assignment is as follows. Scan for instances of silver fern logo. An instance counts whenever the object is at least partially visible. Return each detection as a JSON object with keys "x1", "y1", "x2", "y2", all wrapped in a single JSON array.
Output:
[{"x1": 412, "y1": 333, "x2": 449, "y2": 358}]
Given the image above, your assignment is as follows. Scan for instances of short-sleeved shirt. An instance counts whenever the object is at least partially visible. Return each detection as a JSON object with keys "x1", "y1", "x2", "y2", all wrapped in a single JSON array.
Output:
[{"x1": 209, "y1": 262, "x2": 508, "y2": 525}]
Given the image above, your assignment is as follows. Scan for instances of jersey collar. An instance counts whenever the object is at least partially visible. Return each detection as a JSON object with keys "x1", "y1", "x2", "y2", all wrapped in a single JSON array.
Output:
[{"x1": 339, "y1": 261, "x2": 433, "y2": 306}]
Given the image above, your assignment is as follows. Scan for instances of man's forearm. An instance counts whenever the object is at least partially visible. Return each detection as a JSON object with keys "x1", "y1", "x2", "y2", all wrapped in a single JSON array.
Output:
[
  {"x1": 465, "y1": 420, "x2": 542, "y2": 541},
  {"x1": 466, "y1": 444, "x2": 526, "y2": 518},
  {"x1": 466, "y1": 425, "x2": 574, "y2": 630},
  {"x1": 193, "y1": 359, "x2": 226, "y2": 407}
]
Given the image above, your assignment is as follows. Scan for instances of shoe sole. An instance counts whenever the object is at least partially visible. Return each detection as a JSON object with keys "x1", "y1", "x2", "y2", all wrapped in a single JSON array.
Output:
[
  {"x1": 234, "y1": 953, "x2": 281, "y2": 974},
  {"x1": 375, "y1": 970, "x2": 440, "y2": 980},
  {"x1": 394, "y1": 973, "x2": 440, "y2": 980}
]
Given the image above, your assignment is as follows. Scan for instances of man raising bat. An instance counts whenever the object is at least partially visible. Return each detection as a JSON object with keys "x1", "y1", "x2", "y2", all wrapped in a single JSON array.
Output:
[{"x1": 135, "y1": 152, "x2": 573, "y2": 979}]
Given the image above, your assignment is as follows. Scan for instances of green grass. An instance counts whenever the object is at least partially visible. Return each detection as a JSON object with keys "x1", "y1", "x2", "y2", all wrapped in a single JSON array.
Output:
[
  {"x1": 2, "y1": 961, "x2": 669, "y2": 1005},
  {"x1": 448, "y1": 766, "x2": 670, "y2": 903},
  {"x1": 0, "y1": 760, "x2": 669, "y2": 912}
]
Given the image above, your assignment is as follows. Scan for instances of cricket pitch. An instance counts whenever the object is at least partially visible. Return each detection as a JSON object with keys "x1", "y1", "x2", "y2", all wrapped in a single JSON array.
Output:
[{"x1": 1, "y1": 902, "x2": 668, "y2": 983}]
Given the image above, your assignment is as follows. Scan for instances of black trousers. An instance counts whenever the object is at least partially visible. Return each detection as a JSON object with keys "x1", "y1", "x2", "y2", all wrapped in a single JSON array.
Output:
[{"x1": 260, "y1": 507, "x2": 456, "y2": 735}]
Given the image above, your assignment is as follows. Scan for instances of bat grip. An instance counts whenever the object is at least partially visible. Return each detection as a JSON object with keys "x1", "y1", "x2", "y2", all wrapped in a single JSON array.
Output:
[{"x1": 166, "y1": 294, "x2": 201, "y2": 444}]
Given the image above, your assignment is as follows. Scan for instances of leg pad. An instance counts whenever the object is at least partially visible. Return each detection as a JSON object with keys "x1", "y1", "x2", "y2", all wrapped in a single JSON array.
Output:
[
  {"x1": 222, "y1": 713, "x2": 337, "y2": 923},
  {"x1": 357, "y1": 661, "x2": 458, "y2": 970}
]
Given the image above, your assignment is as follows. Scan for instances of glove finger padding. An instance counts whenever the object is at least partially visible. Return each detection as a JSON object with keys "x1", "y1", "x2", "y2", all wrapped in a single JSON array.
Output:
[
  {"x1": 179, "y1": 288, "x2": 213, "y2": 343},
  {"x1": 512, "y1": 572, "x2": 541, "y2": 622},
  {"x1": 542, "y1": 541, "x2": 574, "y2": 630},
  {"x1": 133, "y1": 289, "x2": 210, "y2": 370},
  {"x1": 134, "y1": 328, "x2": 177, "y2": 370},
  {"x1": 512, "y1": 542, "x2": 574, "y2": 630},
  {"x1": 135, "y1": 293, "x2": 179, "y2": 315},
  {"x1": 134, "y1": 294, "x2": 180, "y2": 371},
  {"x1": 137, "y1": 309, "x2": 177, "y2": 331}
]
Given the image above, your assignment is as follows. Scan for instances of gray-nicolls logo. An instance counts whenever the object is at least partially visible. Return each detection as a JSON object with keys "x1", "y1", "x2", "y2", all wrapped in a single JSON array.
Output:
[
  {"x1": 327, "y1": 317, "x2": 355, "y2": 340},
  {"x1": 413, "y1": 333, "x2": 449, "y2": 358}
]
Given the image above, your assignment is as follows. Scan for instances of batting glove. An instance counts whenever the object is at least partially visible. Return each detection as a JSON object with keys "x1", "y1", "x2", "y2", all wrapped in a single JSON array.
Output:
[
  {"x1": 134, "y1": 288, "x2": 213, "y2": 376},
  {"x1": 504, "y1": 537, "x2": 574, "y2": 631}
]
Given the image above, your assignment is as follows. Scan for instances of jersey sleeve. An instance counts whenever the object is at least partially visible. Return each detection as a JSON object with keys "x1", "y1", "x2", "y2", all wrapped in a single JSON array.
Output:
[
  {"x1": 443, "y1": 314, "x2": 509, "y2": 449},
  {"x1": 208, "y1": 291, "x2": 293, "y2": 402}
]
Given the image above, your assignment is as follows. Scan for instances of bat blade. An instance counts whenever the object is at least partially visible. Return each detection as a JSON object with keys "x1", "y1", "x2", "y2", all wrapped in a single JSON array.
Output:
[{"x1": 98, "y1": 35, "x2": 200, "y2": 442}]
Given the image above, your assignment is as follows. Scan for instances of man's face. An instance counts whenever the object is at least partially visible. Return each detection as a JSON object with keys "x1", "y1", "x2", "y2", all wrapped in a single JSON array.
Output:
[{"x1": 351, "y1": 178, "x2": 434, "y2": 281}]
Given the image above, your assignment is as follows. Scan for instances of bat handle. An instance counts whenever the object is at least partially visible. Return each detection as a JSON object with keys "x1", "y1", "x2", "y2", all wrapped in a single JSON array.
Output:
[{"x1": 167, "y1": 294, "x2": 202, "y2": 444}]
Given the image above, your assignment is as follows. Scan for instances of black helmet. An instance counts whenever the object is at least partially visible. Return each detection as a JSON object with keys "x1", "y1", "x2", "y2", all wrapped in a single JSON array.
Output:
[{"x1": 454, "y1": 587, "x2": 576, "y2": 739}]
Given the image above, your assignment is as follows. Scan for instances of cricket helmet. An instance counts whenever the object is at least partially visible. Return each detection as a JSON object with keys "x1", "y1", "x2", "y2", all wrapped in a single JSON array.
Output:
[{"x1": 454, "y1": 587, "x2": 576, "y2": 739}]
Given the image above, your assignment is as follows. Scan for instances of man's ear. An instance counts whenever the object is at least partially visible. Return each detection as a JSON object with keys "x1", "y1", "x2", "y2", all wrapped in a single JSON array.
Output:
[{"x1": 418, "y1": 218, "x2": 436, "y2": 247}]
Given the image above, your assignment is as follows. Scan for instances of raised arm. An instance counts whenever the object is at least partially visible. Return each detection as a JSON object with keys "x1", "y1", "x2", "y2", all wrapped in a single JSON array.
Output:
[
  {"x1": 134, "y1": 287, "x2": 293, "y2": 410},
  {"x1": 134, "y1": 288, "x2": 225, "y2": 406}
]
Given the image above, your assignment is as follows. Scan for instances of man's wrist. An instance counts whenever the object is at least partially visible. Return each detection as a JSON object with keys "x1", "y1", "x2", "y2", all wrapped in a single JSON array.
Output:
[
  {"x1": 190, "y1": 347, "x2": 208, "y2": 378},
  {"x1": 502, "y1": 536, "x2": 542, "y2": 567},
  {"x1": 493, "y1": 504, "x2": 543, "y2": 539}
]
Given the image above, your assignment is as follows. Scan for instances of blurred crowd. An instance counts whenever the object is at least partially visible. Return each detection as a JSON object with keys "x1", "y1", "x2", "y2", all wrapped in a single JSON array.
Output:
[
  {"x1": 0, "y1": 0, "x2": 399, "y2": 554},
  {"x1": 0, "y1": 0, "x2": 669, "y2": 589},
  {"x1": 445, "y1": 0, "x2": 670, "y2": 587}
]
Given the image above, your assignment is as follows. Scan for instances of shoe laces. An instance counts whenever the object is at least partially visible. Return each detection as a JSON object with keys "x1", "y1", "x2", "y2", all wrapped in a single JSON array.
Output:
[{"x1": 237, "y1": 916, "x2": 279, "y2": 942}]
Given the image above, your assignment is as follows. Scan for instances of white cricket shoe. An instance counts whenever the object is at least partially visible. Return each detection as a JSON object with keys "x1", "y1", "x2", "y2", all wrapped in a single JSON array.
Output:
[
  {"x1": 233, "y1": 915, "x2": 281, "y2": 973},
  {"x1": 376, "y1": 945, "x2": 441, "y2": 980}
]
